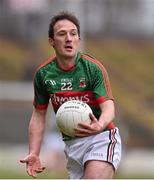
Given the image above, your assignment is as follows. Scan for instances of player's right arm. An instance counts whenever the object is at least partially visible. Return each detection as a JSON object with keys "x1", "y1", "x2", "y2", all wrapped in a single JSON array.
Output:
[
  {"x1": 20, "y1": 107, "x2": 47, "y2": 178},
  {"x1": 29, "y1": 108, "x2": 47, "y2": 156},
  {"x1": 20, "y1": 67, "x2": 49, "y2": 178}
]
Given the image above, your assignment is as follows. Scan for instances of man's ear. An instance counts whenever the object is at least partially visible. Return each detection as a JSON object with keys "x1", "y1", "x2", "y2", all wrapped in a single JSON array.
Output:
[{"x1": 48, "y1": 38, "x2": 54, "y2": 47}]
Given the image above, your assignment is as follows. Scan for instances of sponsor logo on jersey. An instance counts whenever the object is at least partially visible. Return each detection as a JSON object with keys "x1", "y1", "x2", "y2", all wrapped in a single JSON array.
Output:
[
  {"x1": 79, "y1": 77, "x2": 86, "y2": 88},
  {"x1": 50, "y1": 90, "x2": 98, "y2": 109},
  {"x1": 61, "y1": 78, "x2": 73, "y2": 83},
  {"x1": 50, "y1": 93, "x2": 89, "y2": 105}
]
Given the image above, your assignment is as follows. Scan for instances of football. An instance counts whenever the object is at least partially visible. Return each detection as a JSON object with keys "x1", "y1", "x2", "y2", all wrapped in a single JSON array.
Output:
[{"x1": 56, "y1": 100, "x2": 92, "y2": 137}]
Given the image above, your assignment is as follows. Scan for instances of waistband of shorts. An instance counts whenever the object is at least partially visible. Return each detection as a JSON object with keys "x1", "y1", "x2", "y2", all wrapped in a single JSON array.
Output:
[
  {"x1": 64, "y1": 127, "x2": 119, "y2": 143},
  {"x1": 63, "y1": 122, "x2": 116, "y2": 141}
]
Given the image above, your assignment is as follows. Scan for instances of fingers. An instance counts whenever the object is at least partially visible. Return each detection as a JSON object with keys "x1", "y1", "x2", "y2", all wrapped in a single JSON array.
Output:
[
  {"x1": 27, "y1": 165, "x2": 37, "y2": 178},
  {"x1": 74, "y1": 113, "x2": 103, "y2": 137},
  {"x1": 76, "y1": 113, "x2": 97, "y2": 130},
  {"x1": 77, "y1": 122, "x2": 92, "y2": 129},
  {"x1": 75, "y1": 126, "x2": 92, "y2": 133},
  {"x1": 20, "y1": 157, "x2": 36, "y2": 177},
  {"x1": 74, "y1": 113, "x2": 97, "y2": 130},
  {"x1": 89, "y1": 113, "x2": 97, "y2": 123},
  {"x1": 20, "y1": 155, "x2": 45, "y2": 178},
  {"x1": 74, "y1": 122, "x2": 95, "y2": 137},
  {"x1": 35, "y1": 166, "x2": 46, "y2": 173},
  {"x1": 26, "y1": 165, "x2": 45, "y2": 178},
  {"x1": 20, "y1": 157, "x2": 28, "y2": 163},
  {"x1": 74, "y1": 129, "x2": 92, "y2": 137}
]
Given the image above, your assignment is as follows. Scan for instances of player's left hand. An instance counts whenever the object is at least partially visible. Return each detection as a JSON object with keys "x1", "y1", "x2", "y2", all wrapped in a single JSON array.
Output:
[{"x1": 74, "y1": 113, "x2": 104, "y2": 137}]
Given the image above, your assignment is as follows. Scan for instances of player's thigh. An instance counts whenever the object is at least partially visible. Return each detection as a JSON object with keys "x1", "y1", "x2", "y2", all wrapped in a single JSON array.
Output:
[{"x1": 83, "y1": 160, "x2": 114, "y2": 179}]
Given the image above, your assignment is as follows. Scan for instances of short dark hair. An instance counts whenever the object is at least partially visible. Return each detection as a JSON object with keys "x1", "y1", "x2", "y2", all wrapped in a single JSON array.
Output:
[{"x1": 48, "y1": 11, "x2": 80, "y2": 38}]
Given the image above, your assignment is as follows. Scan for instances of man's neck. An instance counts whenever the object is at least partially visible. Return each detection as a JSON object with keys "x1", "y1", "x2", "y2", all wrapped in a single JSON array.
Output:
[{"x1": 56, "y1": 54, "x2": 77, "y2": 71}]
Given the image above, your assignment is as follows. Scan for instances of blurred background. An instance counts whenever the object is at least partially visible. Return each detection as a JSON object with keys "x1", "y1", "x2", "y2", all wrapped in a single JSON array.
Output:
[{"x1": 0, "y1": 0, "x2": 154, "y2": 178}]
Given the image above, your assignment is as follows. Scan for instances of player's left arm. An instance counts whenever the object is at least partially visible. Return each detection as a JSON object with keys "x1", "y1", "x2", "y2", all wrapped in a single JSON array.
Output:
[
  {"x1": 74, "y1": 100, "x2": 115, "y2": 137},
  {"x1": 97, "y1": 99, "x2": 115, "y2": 130},
  {"x1": 75, "y1": 62, "x2": 115, "y2": 137}
]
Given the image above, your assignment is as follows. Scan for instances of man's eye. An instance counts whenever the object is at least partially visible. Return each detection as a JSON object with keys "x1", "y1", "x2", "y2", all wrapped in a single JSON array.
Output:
[
  {"x1": 71, "y1": 31, "x2": 77, "y2": 35},
  {"x1": 58, "y1": 32, "x2": 65, "y2": 36}
]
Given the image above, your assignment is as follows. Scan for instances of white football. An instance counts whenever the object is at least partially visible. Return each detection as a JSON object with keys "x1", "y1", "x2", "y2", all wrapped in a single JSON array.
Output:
[{"x1": 56, "y1": 100, "x2": 92, "y2": 137}]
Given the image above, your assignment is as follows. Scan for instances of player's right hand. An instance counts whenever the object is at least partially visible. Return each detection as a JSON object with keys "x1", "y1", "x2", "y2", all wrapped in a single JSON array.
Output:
[{"x1": 20, "y1": 154, "x2": 45, "y2": 178}]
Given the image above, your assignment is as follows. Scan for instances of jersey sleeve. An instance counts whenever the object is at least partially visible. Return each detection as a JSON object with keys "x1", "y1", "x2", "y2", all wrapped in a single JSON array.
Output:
[
  {"x1": 33, "y1": 70, "x2": 49, "y2": 110},
  {"x1": 92, "y1": 64, "x2": 114, "y2": 104}
]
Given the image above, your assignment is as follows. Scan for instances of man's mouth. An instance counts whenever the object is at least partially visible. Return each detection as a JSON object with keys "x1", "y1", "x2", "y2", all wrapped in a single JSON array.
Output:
[{"x1": 65, "y1": 45, "x2": 73, "y2": 50}]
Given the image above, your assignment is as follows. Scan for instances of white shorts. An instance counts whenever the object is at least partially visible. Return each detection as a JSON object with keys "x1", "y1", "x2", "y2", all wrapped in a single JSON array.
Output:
[{"x1": 64, "y1": 128, "x2": 122, "y2": 179}]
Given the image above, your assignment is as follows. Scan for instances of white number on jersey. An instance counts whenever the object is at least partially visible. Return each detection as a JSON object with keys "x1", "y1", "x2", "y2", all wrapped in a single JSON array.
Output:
[{"x1": 61, "y1": 82, "x2": 72, "y2": 91}]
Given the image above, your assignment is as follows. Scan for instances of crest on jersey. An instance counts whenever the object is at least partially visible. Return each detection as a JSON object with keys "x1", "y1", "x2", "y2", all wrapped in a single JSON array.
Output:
[{"x1": 79, "y1": 77, "x2": 86, "y2": 88}]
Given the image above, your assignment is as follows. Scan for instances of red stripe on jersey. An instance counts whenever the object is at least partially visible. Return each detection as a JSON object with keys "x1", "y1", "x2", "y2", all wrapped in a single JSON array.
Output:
[
  {"x1": 33, "y1": 103, "x2": 48, "y2": 110},
  {"x1": 36, "y1": 54, "x2": 56, "y2": 71},
  {"x1": 96, "y1": 96, "x2": 106, "y2": 103},
  {"x1": 107, "y1": 122, "x2": 115, "y2": 129},
  {"x1": 50, "y1": 90, "x2": 100, "y2": 110},
  {"x1": 81, "y1": 54, "x2": 113, "y2": 100}
]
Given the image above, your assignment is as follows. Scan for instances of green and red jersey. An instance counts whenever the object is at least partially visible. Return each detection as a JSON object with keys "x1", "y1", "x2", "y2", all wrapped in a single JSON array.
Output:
[{"x1": 33, "y1": 52, "x2": 115, "y2": 139}]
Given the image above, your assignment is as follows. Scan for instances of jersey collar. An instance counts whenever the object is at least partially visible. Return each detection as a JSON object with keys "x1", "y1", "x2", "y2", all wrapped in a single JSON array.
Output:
[{"x1": 56, "y1": 52, "x2": 81, "y2": 72}]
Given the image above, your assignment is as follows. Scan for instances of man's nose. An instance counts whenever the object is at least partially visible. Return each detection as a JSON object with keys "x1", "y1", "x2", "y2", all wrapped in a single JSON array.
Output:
[{"x1": 66, "y1": 33, "x2": 72, "y2": 41}]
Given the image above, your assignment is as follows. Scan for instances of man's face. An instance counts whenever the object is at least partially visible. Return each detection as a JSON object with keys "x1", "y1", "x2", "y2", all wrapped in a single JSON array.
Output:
[{"x1": 49, "y1": 19, "x2": 80, "y2": 59}]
